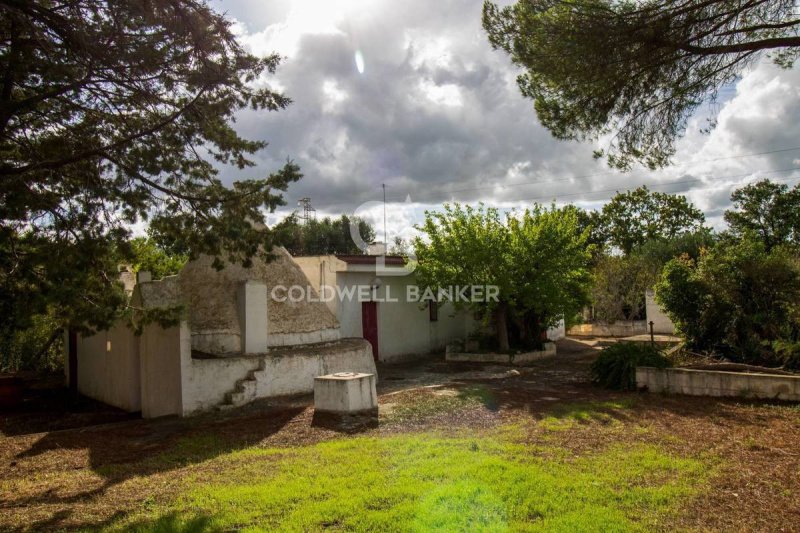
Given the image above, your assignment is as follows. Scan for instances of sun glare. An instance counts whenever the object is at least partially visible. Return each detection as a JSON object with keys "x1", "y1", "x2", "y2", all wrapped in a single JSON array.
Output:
[{"x1": 355, "y1": 50, "x2": 365, "y2": 74}]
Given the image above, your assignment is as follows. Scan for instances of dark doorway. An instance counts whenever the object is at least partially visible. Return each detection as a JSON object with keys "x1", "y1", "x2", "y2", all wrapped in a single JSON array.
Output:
[{"x1": 361, "y1": 301, "x2": 378, "y2": 361}]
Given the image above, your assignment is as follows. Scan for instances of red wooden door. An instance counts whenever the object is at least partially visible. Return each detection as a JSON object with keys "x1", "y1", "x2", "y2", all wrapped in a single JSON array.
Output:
[{"x1": 361, "y1": 301, "x2": 379, "y2": 361}]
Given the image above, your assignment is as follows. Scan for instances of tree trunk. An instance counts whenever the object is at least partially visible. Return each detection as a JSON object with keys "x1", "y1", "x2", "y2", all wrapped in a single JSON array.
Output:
[{"x1": 496, "y1": 303, "x2": 510, "y2": 352}]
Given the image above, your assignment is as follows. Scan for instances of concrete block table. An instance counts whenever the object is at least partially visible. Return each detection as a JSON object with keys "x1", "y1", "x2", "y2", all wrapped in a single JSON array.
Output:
[{"x1": 314, "y1": 372, "x2": 378, "y2": 414}]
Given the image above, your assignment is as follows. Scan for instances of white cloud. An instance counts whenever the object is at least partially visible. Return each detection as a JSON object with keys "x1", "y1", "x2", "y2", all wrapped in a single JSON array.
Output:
[
  {"x1": 418, "y1": 79, "x2": 463, "y2": 108},
  {"x1": 217, "y1": 0, "x2": 800, "y2": 234}
]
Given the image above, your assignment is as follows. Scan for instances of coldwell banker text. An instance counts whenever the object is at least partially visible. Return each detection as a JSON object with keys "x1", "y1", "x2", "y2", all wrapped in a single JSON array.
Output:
[{"x1": 270, "y1": 285, "x2": 500, "y2": 303}]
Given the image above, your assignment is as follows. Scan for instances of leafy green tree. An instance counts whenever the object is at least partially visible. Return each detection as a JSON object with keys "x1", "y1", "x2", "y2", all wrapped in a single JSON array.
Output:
[
  {"x1": 656, "y1": 236, "x2": 800, "y2": 363},
  {"x1": 0, "y1": 311, "x2": 63, "y2": 373},
  {"x1": 0, "y1": 1, "x2": 300, "y2": 339},
  {"x1": 483, "y1": 0, "x2": 800, "y2": 169},
  {"x1": 273, "y1": 215, "x2": 376, "y2": 256},
  {"x1": 413, "y1": 204, "x2": 591, "y2": 351},
  {"x1": 506, "y1": 205, "x2": 593, "y2": 345},
  {"x1": 599, "y1": 186, "x2": 705, "y2": 255},
  {"x1": 569, "y1": 205, "x2": 608, "y2": 258},
  {"x1": 414, "y1": 204, "x2": 512, "y2": 349},
  {"x1": 724, "y1": 180, "x2": 800, "y2": 250},
  {"x1": 388, "y1": 236, "x2": 411, "y2": 256},
  {"x1": 588, "y1": 229, "x2": 714, "y2": 327},
  {"x1": 591, "y1": 254, "x2": 651, "y2": 323},
  {"x1": 632, "y1": 229, "x2": 716, "y2": 268},
  {"x1": 129, "y1": 237, "x2": 188, "y2": 280}
]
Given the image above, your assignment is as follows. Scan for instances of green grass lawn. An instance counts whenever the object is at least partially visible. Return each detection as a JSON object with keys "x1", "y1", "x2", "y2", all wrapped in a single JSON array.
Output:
[{"x1": 113, "y1": 427, "x2": 706, "y2": 532}]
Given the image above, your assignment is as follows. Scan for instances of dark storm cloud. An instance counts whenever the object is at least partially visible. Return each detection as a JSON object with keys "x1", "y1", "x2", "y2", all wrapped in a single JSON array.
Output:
[{"x1": 211, "y1": 0, "x2": 800, "y2": 227}]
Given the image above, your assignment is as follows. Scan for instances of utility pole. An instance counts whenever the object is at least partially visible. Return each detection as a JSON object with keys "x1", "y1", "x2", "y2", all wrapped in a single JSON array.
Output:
[
  {"x1": 382, "y1": 184, "x2": 387, "y2": 253},
  {"x1": 297, "y1": 197, "x2": 316, "y2": 224}
]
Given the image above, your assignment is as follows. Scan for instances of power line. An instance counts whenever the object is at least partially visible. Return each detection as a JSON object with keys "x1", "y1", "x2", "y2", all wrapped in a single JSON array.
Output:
[
  {"x1": 377, "y1": 166, "x2": 800, "y2": 218},
  {"x1": 386, "y1": 145, "x2": 800, "y2": 203},
  {"x1": 507, "y1": 166, "x2": 800, "y2": 205}
]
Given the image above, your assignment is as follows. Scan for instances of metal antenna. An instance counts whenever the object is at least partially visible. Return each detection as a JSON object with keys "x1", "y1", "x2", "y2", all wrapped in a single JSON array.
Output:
[
  {"x1": 382, "y1": 184, "x2": 387, "y2": 252},
  {"x1": 297, "y1": 197, "x2": 316, "y2": 224}
]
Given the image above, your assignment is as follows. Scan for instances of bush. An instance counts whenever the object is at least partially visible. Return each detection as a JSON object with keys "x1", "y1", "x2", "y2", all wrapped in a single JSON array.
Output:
[
  {"x1": 773, "y1": 340, "x2": 800, "y2": 371},
  {"x1": 655, "y1": 236, "x2": 800, "y2": 363},
  {"x1": 0, "y1": 311, "x2": 63, "y2": 373},
  {"x1": 591, "y1": 343, "x2": 672, "y2": 390}
]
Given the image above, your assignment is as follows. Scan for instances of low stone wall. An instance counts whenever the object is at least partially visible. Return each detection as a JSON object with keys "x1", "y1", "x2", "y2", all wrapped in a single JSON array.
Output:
[
  {"x1": 637, "y1": 367, "x2": 800, "y2": 401},
  {"x1": 445, "y1": 342, "x2": 556, "y2": 366},
  {"x1": 181, "y1": 337, "x2": 376, "y2": 415},
  {"x1": 568, "y1": 321, "x2": 647, "y2": 337},
  {"x1": 268, "y1": 327, "x2": 340, "y2": 347}
]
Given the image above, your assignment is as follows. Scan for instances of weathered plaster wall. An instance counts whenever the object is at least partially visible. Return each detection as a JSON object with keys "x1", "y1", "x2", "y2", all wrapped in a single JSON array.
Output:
[
  {"x1": 135, "y1": 248, "x2": 340, "y2": 355},
  {"x1": 254, "y1": 339, "x2": 376, "y2": 398},
  {"x1": 268, "y1": 328, "x2": 340, "y2": 347},
  {"x1": 336, "y1": 271, "x2": 476, "y2": 362},
  {"x1": 180, "y1": 345, "x2": 261, "y2": 415},
  {"x1": 547, "y1": 320, "x2": 566, "y2": 341},
  {"x1": 293, "y1": 255, "x2": 344, "y2": 316},
  {"x1": 180, "y1": 338, "x2": 376, "y2": 415},
  {"x1": 75, "y1": 323, "x2": 141, "y2": 412},
  {"x1": 139, "y1": 322, "x2": 185, "y2": 418},
  {"x1": 645, "y1": 289, "x2": 676, "y2": 334}
]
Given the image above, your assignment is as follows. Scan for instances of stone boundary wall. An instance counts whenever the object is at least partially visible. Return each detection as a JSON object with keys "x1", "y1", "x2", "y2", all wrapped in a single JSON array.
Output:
[
  {"x1": 637, "y1": 367, "x2": 800, "y2": 401},
  {"x1": 568, "y1": 321, "x2": 647, "y2": 337},
  {"x1": 445, "y1": 342, "x2": 556, "y2": 366}
]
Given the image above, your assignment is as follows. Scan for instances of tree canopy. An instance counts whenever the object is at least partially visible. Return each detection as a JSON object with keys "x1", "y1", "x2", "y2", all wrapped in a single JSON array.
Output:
[
  {"x1": 724, "y1": 179, "x2": 800, "y2": 250},
  {"x1": 483, "y1": 0, "x2": 800, "y2": 169},
  {"x1": 0, "y1": 0, "x2": 300, "y2": 336},
  {"x1": 129, "y1": 237, "x2": 188, "y2": 280},
  {"x1": 272, "y1": 215, "x2": 376, "y2": 256},
  {"x1": 596, "y1": 186, "x2": 706, "y2": 255},
  {"x1": 413, "y1": 203, "x2": 591, "y2": 351},
  {"x1": 656, "y1": 235, "x2": 800, "y2": 364}
]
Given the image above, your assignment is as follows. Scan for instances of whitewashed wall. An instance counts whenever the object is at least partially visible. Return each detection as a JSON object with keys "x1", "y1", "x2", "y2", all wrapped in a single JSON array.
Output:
[
  {"x1": 645, "y1": 289, "x2": 676, "y2": 334},
  {"x1": 336, "y1": 271, "x2": 476, "y2": 362},
  {"x1": 74, "y1": 323, "x2": 141, "y2": 412},
  {"x1": 139, "y1": 322, "x2": 185, "y2": 418}
]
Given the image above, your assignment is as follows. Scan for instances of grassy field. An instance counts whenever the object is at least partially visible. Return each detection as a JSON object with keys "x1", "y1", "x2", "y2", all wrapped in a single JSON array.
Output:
[
  {"x1": 2, "y1": 343, "x2": 799, "y2": 531},
  {"x1": 112, "y1": 427, "x2": 705, "y2": 532}
]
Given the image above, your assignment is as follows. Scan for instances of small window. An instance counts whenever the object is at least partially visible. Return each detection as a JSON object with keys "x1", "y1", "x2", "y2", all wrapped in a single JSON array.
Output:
[{"x1": 429, "y1": 301, "x2": 438, "y2": 322}]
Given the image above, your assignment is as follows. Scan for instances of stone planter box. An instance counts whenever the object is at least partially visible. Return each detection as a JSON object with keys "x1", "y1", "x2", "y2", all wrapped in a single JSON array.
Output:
[
  {"x1": 445, "y1": 342, "x2": 556, "y2": 366},
  {"x1": 637, "y1": 367, "x2": 800, "y2": 401},
  {"x1": 314, "y1": 372, "x2": 378, "y2": 414}
]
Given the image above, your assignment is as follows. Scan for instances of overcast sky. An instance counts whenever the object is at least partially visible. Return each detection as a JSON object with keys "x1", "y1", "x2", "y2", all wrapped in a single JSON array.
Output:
[{"x1": 210, "y1": 0, "x2": 800, "y2": 243}]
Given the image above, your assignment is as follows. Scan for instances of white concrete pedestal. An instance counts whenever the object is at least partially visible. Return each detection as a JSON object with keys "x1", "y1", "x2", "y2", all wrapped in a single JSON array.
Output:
[{"x1": 314, "y1": 372, "x2": 377, "y2": 414}]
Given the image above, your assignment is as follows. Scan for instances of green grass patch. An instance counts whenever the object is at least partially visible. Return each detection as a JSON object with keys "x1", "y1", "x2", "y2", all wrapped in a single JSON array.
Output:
[
  {"x1": 538, "y1": 399, "x2": 635, "y2": 432},
  {"x1": 383, "y1": 385, "x2": 494, "y2": 422},
  {"x1": 113, "y1": 427, "x2": 705, "y2": 532}
]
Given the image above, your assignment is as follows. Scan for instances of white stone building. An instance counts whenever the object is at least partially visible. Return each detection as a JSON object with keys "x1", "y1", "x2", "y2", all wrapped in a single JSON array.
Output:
[
  {"x1": 65, "y1": 248, "x2": 375, "y2": 418},
  {"x1": 295, "y1": 254, "x2": 565, "y2": 362}
]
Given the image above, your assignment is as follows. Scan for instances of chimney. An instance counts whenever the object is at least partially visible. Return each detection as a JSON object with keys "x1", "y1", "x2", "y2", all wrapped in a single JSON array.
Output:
[{"x1": 238, "y1": 280, "x2": 268, "y2": 354}]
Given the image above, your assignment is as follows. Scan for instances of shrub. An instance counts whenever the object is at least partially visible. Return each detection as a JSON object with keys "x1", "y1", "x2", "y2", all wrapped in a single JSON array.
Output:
[
  {"x1": 591, "y1": 343, "x2": 672, "y2": 390},
  {"x1": 773, "y1": 340, "x2": 800, "y2": 371},
  {"x1": 655, "y1": 236, "x2": 800, "y2": 363}
]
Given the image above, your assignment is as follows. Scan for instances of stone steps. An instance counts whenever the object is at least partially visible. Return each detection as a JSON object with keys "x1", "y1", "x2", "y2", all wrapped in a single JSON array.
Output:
[{"x1": 219, "y1": 360, "x2": 267, "y2": 409}]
